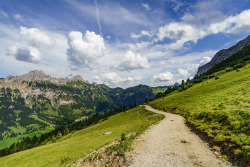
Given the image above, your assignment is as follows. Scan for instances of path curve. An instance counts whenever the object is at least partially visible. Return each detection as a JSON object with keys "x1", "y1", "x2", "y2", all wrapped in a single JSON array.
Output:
[{"x1": 126, "y1": 105, "x2": 232, "y2": 167}]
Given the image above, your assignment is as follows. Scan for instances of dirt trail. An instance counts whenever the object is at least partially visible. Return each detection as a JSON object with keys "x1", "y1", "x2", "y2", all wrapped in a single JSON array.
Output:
[{"x1": 126, "y1": 105, "x2": 232, "y2": 167}]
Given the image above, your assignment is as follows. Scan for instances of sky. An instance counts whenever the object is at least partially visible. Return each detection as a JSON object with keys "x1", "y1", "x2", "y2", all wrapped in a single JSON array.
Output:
[{"x1": 0, "y1": 0, "x2": 250, "y2": 88}]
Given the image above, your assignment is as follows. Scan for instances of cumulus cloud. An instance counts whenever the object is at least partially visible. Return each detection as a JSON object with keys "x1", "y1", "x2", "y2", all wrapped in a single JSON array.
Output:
[
  {"x1": 118, "y1": 50, "x2": 149, "y2": 71},
  {"x1": 5, "y1": 26, "x2": 56, "y2": 64},
  {"x1": 153, "y1": 71, "x2": 173, "y2": 82},
  {"x1": 6, "y1": 45, "x2": 41, "y2": 63},
  {"x1": 208, "y1": 9, "x2": 250, "y2": 34},
  {"x1": 156, "y1": 22, "x2": 205, "y2": 50},
  {"x1": 20, "y1": 26, "x2": 54, "y2": 47},
  {"x1": 176, "y1": 68, "x2": 190, "y2": 77},
  {"x1": 104, "y1": 72, "x2": 142, "y2": 87},
  {"x1": 128, "y1": 42, "x2": 151, "y2": 51},
  {"x1": 67, "y1": 30, "x2": 106, "y2": 70},
  {"x1": 4, "y1": 26, "x2": 68, "y2": 66},
  {"x1": 131, "y1": 30, "x2": 152, "y2": 39},
  {"x1": 155, "y1": 9, "x2": 250, "y2": 50}
]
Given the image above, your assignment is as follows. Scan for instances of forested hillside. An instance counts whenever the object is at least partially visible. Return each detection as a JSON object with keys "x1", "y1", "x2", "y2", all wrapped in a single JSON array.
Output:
[
  {"x1": 0, "y1": 106, "x2": 164, "y2": 166},
  {"x1": 0, "y1": 73, "x2": 167, "y2": 141}
]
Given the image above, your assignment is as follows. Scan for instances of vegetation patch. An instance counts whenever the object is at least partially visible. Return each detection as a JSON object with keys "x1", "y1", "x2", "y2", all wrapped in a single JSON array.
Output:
[
  {"x1": 0, "y1": 106, "x2": 164, "y2": 167},
  {"x1": 0, "y1": 126, "x2": 58, "y2": 149},
  {"x1": 75, "y1": 114, "x2": 164, "y2": 167}
]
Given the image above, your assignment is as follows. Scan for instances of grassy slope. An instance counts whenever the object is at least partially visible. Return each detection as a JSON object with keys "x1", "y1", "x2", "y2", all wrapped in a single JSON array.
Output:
[
  {"x1": 30, "y1": 114, "x2": 56, "y2": 127},
  {"x1": 150, "y1": 63, "x2": 250, "y2": 159},
  {"x1": 0, "y1": 106, "x2": 164, "y2": 167},
  {"x1": 0, "y1": 126, "x2": 58, "y2": 149}
]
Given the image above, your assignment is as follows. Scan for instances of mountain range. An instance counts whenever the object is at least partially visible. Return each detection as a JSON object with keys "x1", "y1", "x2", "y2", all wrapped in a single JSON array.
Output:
[{"x1": 0, "y1": 71, "x2": 167, "y2": 141}]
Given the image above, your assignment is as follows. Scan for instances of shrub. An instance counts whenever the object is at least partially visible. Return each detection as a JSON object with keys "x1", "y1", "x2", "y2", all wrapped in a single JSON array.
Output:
[{"x1": 121, "y1": 133, "x2": 126, "y2": 141}]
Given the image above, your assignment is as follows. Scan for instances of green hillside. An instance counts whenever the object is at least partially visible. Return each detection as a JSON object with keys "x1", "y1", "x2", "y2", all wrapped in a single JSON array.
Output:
[
  {"x1": 150, "y1": 63, "x2": 250, "y2": 163},
  {"x1": 0, "y1": 106, "x2": 164, "y2": 167},
  {"x1": 0, "y1": 80, "x2": 166, "y2": 142}
]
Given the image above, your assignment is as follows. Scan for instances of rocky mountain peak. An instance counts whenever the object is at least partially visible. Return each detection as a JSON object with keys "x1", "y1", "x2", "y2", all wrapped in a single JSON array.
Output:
[
  {"x1": 196, "y1": 35, "x2": 250, "y2": 76},
  {"x1": 22, "y1": 70, "x2": 49, "y2": 81},
  {"x1": 3, "y1": 70, "x2": 88, "y2": 85},
  {"x1": 27, "y1": 70, "x2": 46, "y2": 76},
  {"x1": 71, "y1": 75, "x2": 84, "y2": 82}
]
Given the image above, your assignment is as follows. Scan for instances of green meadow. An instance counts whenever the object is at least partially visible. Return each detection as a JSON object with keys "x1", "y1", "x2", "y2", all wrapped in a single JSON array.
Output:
[
  {"x1": 0, "y1": 106, "x2": 164, "y2": 167},
  {"x1": 150, "y1": 63, "x2": 250, "y2": 161},
  {"x1": 0, "y1": 126, "x2": 59, "y2": 149}
]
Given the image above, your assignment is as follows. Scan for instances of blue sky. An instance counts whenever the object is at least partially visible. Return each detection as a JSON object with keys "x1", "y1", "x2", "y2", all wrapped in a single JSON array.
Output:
[{"x1": 0, "y1": 0, "x2": 250, "y2": 88}]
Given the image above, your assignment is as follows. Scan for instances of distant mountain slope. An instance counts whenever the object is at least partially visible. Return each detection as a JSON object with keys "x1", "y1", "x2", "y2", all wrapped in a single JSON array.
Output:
[
  {"x1": 0, "y1": 71, "x2": 166, "y2": 141},
  {"x1": 196, "y1": 35, "x2": 250, "y2": 76}
]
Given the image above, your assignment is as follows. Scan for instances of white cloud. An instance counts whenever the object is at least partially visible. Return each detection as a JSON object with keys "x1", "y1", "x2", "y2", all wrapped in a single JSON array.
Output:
[
  {"x1": 104, "y1": 72, "x2": 142, "y2": 87},
  {"x1": 2, "y1": 24, "x2": 68, "y2": 76},
  {"x1": 200, "y1": 56, "x2": 211, "y2": 65},
  {"x1": 128, "y1": 41, "x2": 151, "y2": 50},
  {"x1": 6, "y1": 45, "x2": 41, "y2": 63},
  {"x1": 13, "y1": 14, "x2": 24, "y2": 21},
  {"x1": 130, "y1": 33, "x2": 141, "y2": 39},
  {"x1": 0, "y1": 10, "x2": 8, "y2": 19},
  {"x1": 156, "y1": 22, "x2": 206, "y2": 50},
  {"x1": 67, "y1": 1, "x2": 151, "y2": 28},
  {"x1": 177, "y1": 68, "x2": 190, "y2": 77},
  {"x1": 169, "y1": 0, "x2": 185, "y2": 12},
  {"x1": 155, "y1": 9, "x2": 250, "y2": 50},
  {"x1": 94, "y1": 0, "x2": 103, "y2": 37},
  {"x1": 141, "y1": 3, "x2": 151, "y2": 11},
  {"x1": 67, "y1": 30, "x2": 106, "y2": 70},
  {"x1": 118, "y1": 50, "x2": 149, "y2": 71},
  {"x1": 131, "y1": 30, "x2": 152, "y2": 39},
  {"x1": 20, "y1": 26, "x2": 54, "y2": 47},
  {"x1": 208, "y1": 9, "x2": 250, "y2": 34},
  {"x1": 153, "y1": 71, "x2": 173, "y2": 82}
]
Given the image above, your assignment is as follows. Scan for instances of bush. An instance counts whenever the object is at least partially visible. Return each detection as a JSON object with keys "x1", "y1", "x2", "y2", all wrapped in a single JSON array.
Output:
[{"x1": 121, "y1": 133, "x2": 126, "y2": 141}]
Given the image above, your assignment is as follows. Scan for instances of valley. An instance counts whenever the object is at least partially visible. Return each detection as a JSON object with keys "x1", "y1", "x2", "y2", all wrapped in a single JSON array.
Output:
[
  {"x1": 0, "y1": 106, "x2": 164, "y2": 167},
  {"x1": 0, "y1": 72, "x2": 167, "y2": 144},
  {"x1": 0, "y1": 20, "x2": 249, "y2": 167}
]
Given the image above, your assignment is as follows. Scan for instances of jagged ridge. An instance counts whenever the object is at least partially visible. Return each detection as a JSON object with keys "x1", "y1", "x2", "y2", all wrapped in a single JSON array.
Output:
[
  {"x1": 196, "y1": 35, "x2": 250, "y2": 76},
  {"x1": 4, "y1": 70, "x2": 88, "y2": 85}
]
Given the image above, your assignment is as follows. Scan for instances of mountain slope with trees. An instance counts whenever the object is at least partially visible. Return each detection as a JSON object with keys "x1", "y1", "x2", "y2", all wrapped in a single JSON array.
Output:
[
  {"x1": 0, "y1": 106, "x2": 164, "y2": 167},
  {"x1": 0, "y1": 72, "x2": 167, "y2": 142}
]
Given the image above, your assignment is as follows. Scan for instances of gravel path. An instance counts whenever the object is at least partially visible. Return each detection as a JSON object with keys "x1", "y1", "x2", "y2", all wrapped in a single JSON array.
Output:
[{"x1": 126, "y1": 105, "x2": 232, "y2": 167}]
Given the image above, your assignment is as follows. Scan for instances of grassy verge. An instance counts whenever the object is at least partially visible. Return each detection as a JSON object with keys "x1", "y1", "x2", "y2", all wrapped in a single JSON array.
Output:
[
  {"x1": 0, "y1": 126, "x2": 59, "y2": 149},
  {"x1": 80, "y1": 120, "x2": 164, "y2": 167},
  {"x1": 0, "y1": 106, "x2": 164, "y2": 167},
  {"x1": 150, "y1": 63, "x2": 250, "y2": 165}
]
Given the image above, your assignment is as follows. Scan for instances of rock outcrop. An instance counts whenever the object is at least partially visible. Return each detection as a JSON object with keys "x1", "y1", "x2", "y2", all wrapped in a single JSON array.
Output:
[
  {"x1": 0, "y1": 70, "x2": 88, "y2": 103},
  {"x1": 2, "y1": 70, "x2": 88, "y2": 85},
  {"x1": 196, "y1": 35, "x2": 250, "y2": 76}
]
